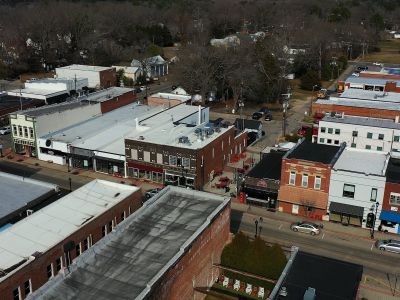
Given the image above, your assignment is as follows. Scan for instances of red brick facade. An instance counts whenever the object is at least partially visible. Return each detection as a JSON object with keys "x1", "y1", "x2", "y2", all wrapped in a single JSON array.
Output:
[
  {"x1": 100, "y1": 90, "x2": 137, "y2": 113},
  {"x1": 382, "y1": 182, "x2": 400, "y2": 213},
  {"x1": 149, "y1": 202, "x2": 231, "y2": 300},
  {"x1": 360, "y1": 73, "x2": 400, "y2": 81},
  {"x1": 0, "y1": 190, "x2": 142, "y2": 300},
  {"x1": 278, "y1": 159, "x2": 332, "y2": 219},
  {"x1": 99, "y1": 68, "x2": 117, "y2": 88}
]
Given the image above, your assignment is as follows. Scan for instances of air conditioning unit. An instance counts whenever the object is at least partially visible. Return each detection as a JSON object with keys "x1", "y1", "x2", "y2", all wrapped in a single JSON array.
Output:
[{"x1": 26, "y1": 209, "x2": 34, "y2": 216}]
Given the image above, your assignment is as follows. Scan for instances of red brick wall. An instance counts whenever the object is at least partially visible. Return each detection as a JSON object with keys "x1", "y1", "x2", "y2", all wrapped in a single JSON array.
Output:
[
  {"x1": 99, "y1": 68, "x2": 117, "y2": 88},
  {"x1": 360, "y1": 73, "x2": 400, "y2": 80},
  {"x1": 385, "y1": 82, "x2": 400, "y2": 93},
  {"x1": 382, "y1": 182, "x2": 400, "y2": 213},
  {"x1": 0, "y1": 190, "x2": 142, "y2": 300},
  {"x1": 278, "y1": 158, "x2": 331, "y2": 217},
  {"x1": 147, "y1": 96, "x2": 185, "y2": 108},
  {"x1": 100, "y1": 91, "x2": 137, "y2": 113},
  {"x1": 312, "y1": 102, "x2": 400, "y2": 120},
  {"x1": 149, "y1": 202, "x2": 231, "y2": 300}
]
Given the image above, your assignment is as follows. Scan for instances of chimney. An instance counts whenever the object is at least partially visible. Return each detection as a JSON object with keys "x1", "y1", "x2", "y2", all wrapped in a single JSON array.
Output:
[
  {"x1": 135, "y1": 118, "x2": 139, "y2": 128},
  {"x1": 198, "y1": 105, "x2": 202, "y2": 125},
  {"x1": 396, "y1": 116, "x2": 400, "y2": 123}
]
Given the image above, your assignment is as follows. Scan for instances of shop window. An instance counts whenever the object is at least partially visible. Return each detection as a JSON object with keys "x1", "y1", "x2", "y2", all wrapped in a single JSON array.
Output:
[
  {"x1": 365, "y1": 145, "x2": 371, "y2": 150},
  {"x1": 328, "y1": 128, "x2": 333, "y2": 134},
  {"x1": 24, "y1": 280, "x2": 32, "y2": 296},
  {"x1": 13, "y1": 287, "x2": 20, "y2": 300},
  {"x1": 319, "y1": 138, "x2": 325, "y2": 143},
  {"x1": 289, "y1": 171, "x2": 296, "y2": 185},
  {"x1": 320, "y1": 127, "x2": 326, "y2": 133},
  {"x1": 47, "y1": 264, "x2": 53, "y2": 279},
  {"x1": 343, "y1": 184, "x2": 355, "y2": 198},
  {"x1": 370, "y1": 188, "x2": 377, "y2": 202},
  {"x1": 182, "y1": 157, "x2": 190, "y2": 168},
  {"x1": 394, "y1": 136, "x2": 400, "y2": 142},
  {"x1": 314, "y1": 176, "x2": 321, "y2": 190},
  {"x1": 352, "y1": 131, "x2": 358, "y2": 137},
  {"x1": 169, "y1": 155, "x2": 177, "y2": 165},
  {"x1": 390, "y1": 193, "x2": 400, "y2": 205},
  {"x1": 367, "y1": 132, "x2": 373, "y2": 139},
  {"x1": 186, "y1": 178, "x2": 195, "y2": 187},
  {"x1": 301, "y1": 174, "x2": 308, "y2": 188},
  {"x1": 143, "y1": 151, "x2": 150, "y2": 162}
]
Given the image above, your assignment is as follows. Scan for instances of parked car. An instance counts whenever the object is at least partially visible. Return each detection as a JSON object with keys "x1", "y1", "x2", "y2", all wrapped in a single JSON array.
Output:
[
  {"x1": 233, "y1": 279, "x2": 240, "y2": 291},
  {"x1": 258, "y1": 107, "x2": 270, "y2": 114},
  {"x1": 351, "y1": 72, "x2": 360, "y2": 77},
  {"x1": 252, "y1": 112, "x2": 263, "y2": 120},
  {"x1": 297, "y1": 125, "x2": 311, "y2": 137},
  {"x1": 290, "y1": 222, "x2": 322, "y2": 235},
  {"x1": 245, "y1": 283, "x2": 252, "y2": 294},
  {"x1": 375, "y1": 239, "x2": 400, "y2": 253},
  {"x1": 264, "y1": 112, "x2": 273, "y2": 121},
  {"x1": 0, "y1": 126, "x2": 11, "y2": 135},
  {"x1": 258, "y1": 287, "x2": 265, "y2": 298},
  {"x1": 144, "y1": 188, "x2": 162, "y2": 199}
]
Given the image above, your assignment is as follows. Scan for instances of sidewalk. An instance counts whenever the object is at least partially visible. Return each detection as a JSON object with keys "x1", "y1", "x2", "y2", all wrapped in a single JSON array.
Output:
[{"x1": 231, "y1": 200, "x2": 390, "y2": 242}]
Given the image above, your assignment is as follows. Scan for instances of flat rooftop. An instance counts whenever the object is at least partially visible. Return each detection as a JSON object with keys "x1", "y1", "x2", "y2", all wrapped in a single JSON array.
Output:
[
  {"x1": 286, "y1": 140, "x2": 342, "y2": 165},
  {"x1": 345, "y1": 76, "x2": 400, "y2": 86},
  {"x1": 282, "y1": 251, "x2": 363, "y2": 300},
  {"x1": 150, "y1": 92, "x2": 191, "y2": 102},
  {"x1": 30, "y1": 186, "x2": 229, "y2": 300},
  {"x1": 0, "y1": 172, "x2": 58, "y2": 223},
  {"x1": 13, "y1": 100, "x2": 95, "y2": 117},
  {"x1": 333, "y1": 148, "x2": 389, "y2": 176},
  {"x1": 26, "y1": 77, "x2": 87, "y2": 84},
  {"x1": 385, "y1": 157, "x2": 400, "y2": 183},
  {"x1": 321, "y1": 114, "x2": 400, "y2": 130},
  {"x1": 247, "y1": 151, "x2": 284, "y2": 180},
  {"x1": 339, "y1": 89, "x2": 400, "y2": 103},
  {"x1": 7, "y1": 88, "x2": 67, "y2": 97},
  {"x1": 0, "y1": 95, "x2": 43, "y2": 116},
  {"x1": 0, "y1": 179, "x2": 139, "y2": 279},
  {"x1": 56, "y1": 64, "x2": 113, "y2": 72},
  {"x1": 78, "y1": 87, "x2": 135, "y2": 103},
  {"x1": 315, "y1": 98, "x2": 400, "y2": 111}
]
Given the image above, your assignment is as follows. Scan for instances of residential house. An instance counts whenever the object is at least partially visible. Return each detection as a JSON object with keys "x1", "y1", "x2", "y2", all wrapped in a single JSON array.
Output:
[
  {"x1": 131, "y1": 55, "x2": 168, "y2": 78},
  {"x1": 328, "y1": 148, "x2": 388, "y2": 229},
  {"x1": 112, "y1": 66, "x2": 142, "y2": 84},
  {"x1": 278, "y1": 140, "x2": 345, "y2": 218}
]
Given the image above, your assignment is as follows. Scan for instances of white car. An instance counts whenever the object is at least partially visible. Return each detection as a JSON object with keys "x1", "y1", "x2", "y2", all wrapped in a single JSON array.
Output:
[
  {"x1": 233, "y1": 279, "x2": 240, "y2": 291},
  {"x1": 0, "y1": 126, "x2": 11, "y2": 135},
  {"x1": 258, "y1": 287, "x2": 265, "y2": 298},
  {"x1": 222, "y1": 276, "x2": 229, "y2": 288},
  {"x1": 246, "y1": 283, "x2": 252, "y2": 294}
]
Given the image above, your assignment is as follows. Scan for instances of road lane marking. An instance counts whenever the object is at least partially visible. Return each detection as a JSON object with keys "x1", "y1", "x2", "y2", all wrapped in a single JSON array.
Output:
[
  {"x1": 321, "y1": 233, "x2": 325, "y2": 239},
  {"x1": 278, "y1": 224, "x2": 282, "y2": 230},
  {"x1": 371, "y1": 244, "x2": 374, "y2": 251}
]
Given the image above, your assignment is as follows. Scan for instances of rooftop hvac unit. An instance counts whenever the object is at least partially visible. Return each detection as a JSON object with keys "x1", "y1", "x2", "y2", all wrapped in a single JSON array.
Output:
[
  {"x1": 26, "y1": 209, "x2": 34, "y2": 216},
  {"x1": 178, "y1": 136, "x2": 190, "y2": 144}
]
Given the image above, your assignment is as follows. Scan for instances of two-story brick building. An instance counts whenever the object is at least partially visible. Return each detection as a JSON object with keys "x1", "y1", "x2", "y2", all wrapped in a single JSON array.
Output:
[{"x1": 278, "y1": 140, "x2": 345, "y2": 218}]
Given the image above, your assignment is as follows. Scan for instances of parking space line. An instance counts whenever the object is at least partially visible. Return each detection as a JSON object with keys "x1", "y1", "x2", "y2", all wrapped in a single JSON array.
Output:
[
  {"x1": 321, "y1": 233, "x2": 325, "y2": 239},
  {"x1": 278, "y1": 224, "x2": 282, "y2": 230},
  {"x1": 371, "y1": 244, "x2": 374, "y2": 251}
]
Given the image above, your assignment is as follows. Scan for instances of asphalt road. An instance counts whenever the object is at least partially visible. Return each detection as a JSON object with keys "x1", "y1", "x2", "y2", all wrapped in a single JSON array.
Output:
[{"x1": 231, "y1": 209, "x2": 400, "y2": 280}]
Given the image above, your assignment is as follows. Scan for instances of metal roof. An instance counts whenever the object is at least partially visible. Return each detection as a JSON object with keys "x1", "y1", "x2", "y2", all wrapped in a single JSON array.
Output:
[
  {"x1": 14, "y1": 100, "x2": 94, "y2": 117},
  {"x1": 78, "y1": 87, "x2": 135, "y2": 103},
  {"x1": 0, "y1": 180, "x2": 139, "y2": 279},
  {"x1": 339, "y1": 89, "x2": 400, "y2": 103},
  {"x1": 29, "y1": 186, "x2": 229, "y2": 300},
  {"x1": 56, "y1": 64, "x2": 113, "y2": 72},
  {"x1": 321, "y1": 115, "x2": 400, "y2": 130},
  {"x1": 345, "y1": 76, "x2": 400, "y2": 86},
  {"x1": 315, "y1": 98, "x2": 400, "y2": 111}
]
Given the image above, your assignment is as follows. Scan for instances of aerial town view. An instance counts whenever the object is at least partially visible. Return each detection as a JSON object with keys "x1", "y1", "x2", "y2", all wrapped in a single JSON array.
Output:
[{"x1": 1, "y1": 0, "x2": 400, "y2": 299}]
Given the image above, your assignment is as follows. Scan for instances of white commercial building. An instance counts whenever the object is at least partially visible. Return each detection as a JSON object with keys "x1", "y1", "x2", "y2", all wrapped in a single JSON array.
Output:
[
  {"x1": 55, "y1": 65, "x2": 116, "y2": 89},
  {"x1": 318, "y1": 114, "x2": 400, "y2": 154},
  {"x1": 328, "y1": 148, "x2": 389, "y2": 229}
]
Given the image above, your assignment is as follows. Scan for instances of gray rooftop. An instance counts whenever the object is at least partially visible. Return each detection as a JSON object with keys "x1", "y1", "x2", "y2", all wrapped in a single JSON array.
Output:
[
  {"x1": 339, "y1": 89, "x2": 400, "y2": 103},
  {"x1": 0, "y1": 172, "x2": 58, "y2": 222},
  {"x1": 14, "y1": 100, "x2": 94, "y2": 117},
  {"x1": 56, "y1": 64, "x2": 113, "y2": 72},
  {"x1": 315, "y1": 98, "x2": 400, "y2": 111},
  {"x1": 321, "y1": 115, "x2": 400, "y2": 130},
  {"x1": 345, "y1": 76, "x2": 400, "y2": 86},
  {"x1": 30, "y1": 186, "x2": 229, "y2": 300},
  {"x1": 78, "y1": 87, "x2": 135, "y2": 103}
]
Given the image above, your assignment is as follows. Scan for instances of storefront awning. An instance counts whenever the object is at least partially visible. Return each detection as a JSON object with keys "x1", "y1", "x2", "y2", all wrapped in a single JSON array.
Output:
[
  {"x1": 329, "y1": 202, "x2": 364, "y2": 217},
  {"x1": 380, "y1": 211, "x2": 400, "y2": 223},
  {"x1": 127, "y1": 161, "x2": 163, "y2": 173}
]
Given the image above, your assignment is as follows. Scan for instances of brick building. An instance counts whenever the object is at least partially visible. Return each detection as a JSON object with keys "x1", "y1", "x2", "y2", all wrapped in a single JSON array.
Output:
[
  {"x1": 125, "y1": 117, "x2": 247, "y2": 190},
  {"x1": 0, "y1": 180, "x2": 141, "y2": 300},
  {"x1": 337, "y1": 76, "x2": 400, "y2": 93},
  {"x1": 29, "y1": 186, "x2": 231, "y2": 300},
  {"x1": 278, "y1": 140, "x2": 344, "y2": 218},
  {"x1": 380, "y1": 157, "x2": 400, "y2": 234}
]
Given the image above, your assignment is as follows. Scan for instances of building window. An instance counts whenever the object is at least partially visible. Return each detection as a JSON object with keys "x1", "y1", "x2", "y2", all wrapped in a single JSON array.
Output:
[
  {"x1": 378, "y1": 134, "x2": 384, "y2": 140},
  {"x1": 13, "y1": 287, "x2": 20, "y2": 300},
  {"x1": 321, "y1": 127, "x2": 326, "y2": 133},
  {"x1": 76, "y1": 243, "x2": 81, "y2": 257},
  {"x1": 302, "y1": 174, "x2": 308, "y2": 188},
  {"x1": 328, "y1": 128, "x2": 333, "y2": 134},
  {"x1": 222, "y1": 141, "x2": 224, "y2": 150},
  {"x1": 56, "y1": 257, "x2": 62, "y2": 272},
  {"x1": 319, "y1": 138, "x2": 325, "y2": 143},
  {"x1": 327, "y1": 139, "x2": 332, "y2": 144},
  {"x1": 107, "y1": 221, "x2": 113, "y2": 233},
  {"x1": 351, "y1": 143, "x2": 356, "y2": 148},
  {"x1": 156, "y1": 153, "x2": 163, "y2": 164},
  {"x1": 352, "y1": 131, "x2": 358, "y2": 137},
  {"x1": 29, "y1": 127, "x2": 34, "y2": 138},
  {"x1": 177, "y1": 157, "x2": 182, "y2": 166},
  {"x1": 334, "y1": 140, "x2": 339, "y2": 145},
  {"x1": 377, "y1": 146, "x2": 383, "y2": 151},
  {"x1": 169, "y1": 155, "x2": 177, "y2": 166},
  {"x1": 121, "y1": 211, "x2": 126, "y2": 221},
  {"x1": 212, "y1": 148, "x2": 215, "y2": 159},
  {"x1": 394, "y1": 136, "x2": 400, "y2": 142},
  {"x1": 130, "y1": 149, "x2": 138, "y2": 160},
  {"x1": 143, "y1": 151, "x2": 150, "y2": 162},
  {"x1": 47, "y1": 264, "x2": 53, "y2": 279},
  {"x1": 367, "y1": 132, "x2": 373, "y2": 139},
  {"x1": 182, "y1": 157, "x2": 190, "y2": 168},
  {"x1": 18, "y1": 126, "x2": 22, "y2": 136},
  {"x1": 343, "y1": 184, "x2": 355, "y2": 198},
  {"x1": 23, "y1": 126, "x2": 28, "y2": 138},
  {"x1": 314, "y1": 176, "x2": 321, "y2": 190},
  {"x1": 83, "y1": 238, "x2": 89, "y2": 251},
  {"x1": 289, "y1": 171, "x2": 296, "y2": 185},
  {"x1": 365, "y1": 145, "x2": 371, "y2": 150},
  {"x1": 370, "y1": 188, "x2": 377, "y2": 202},
  {"x1": 24, "y1": 279, "x2": 32, "y2": 296},
  {"x1": 389, "y1": 193, "x2": 400, "y2": 205},
  {"x1": 102, "y1": 225, "x2": 107, "y2": 237},
  {"x1": 12, "y1": 125, "x2": 17, "y2": 135},
  {"x1": 334, "y1": 129, "x2": 340, "y2": 135}
]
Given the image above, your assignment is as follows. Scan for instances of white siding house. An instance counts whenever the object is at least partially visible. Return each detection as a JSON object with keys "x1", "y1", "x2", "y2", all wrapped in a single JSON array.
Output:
[
  {"x1": 318, "y1": 115, "x2": 400, "y2": 154},
  {"x1": 328, "y1": 148, "x2": 389, "y2": 229}
]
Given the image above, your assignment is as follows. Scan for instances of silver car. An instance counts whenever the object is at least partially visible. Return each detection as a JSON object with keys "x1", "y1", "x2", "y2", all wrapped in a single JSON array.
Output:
[
  {"x1": 375, "y1": 239, "x2": 400, "y2": 253},
  {"x1": 290, "y1": 222, "x2": 322, "y2": 236}
]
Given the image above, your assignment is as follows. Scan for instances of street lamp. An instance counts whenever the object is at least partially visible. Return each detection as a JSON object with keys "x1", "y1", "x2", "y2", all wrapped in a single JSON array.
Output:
[{"x1": 370, "y1": 202, "x2": 379, "y2": 239}]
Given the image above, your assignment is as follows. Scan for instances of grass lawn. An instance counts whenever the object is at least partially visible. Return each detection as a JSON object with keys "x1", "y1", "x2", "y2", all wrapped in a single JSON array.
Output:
[{"x1": 360, "y1": 39, "x2": 400, "y2": 64}]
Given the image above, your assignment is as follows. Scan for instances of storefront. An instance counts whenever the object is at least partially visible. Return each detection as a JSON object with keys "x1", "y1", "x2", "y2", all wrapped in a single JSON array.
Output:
[
  {"x1": 164, "y1": 169, "x2": 195, "y2": 189},
  {"x1": 95, "y1": 157, "x2": 125, "y2": 176},
  {"x1": 379, "y1": 210, "x2": 400, "y2": 234},
  {"x1": 70, "y1": 147, "x2": 93, "y2": 170},
  {"x1": 126, "y1": 162, "x2": 164, "y2": 184},
  {"x1": 329, "y1": 202, "x2": 364, "y2": 227}
]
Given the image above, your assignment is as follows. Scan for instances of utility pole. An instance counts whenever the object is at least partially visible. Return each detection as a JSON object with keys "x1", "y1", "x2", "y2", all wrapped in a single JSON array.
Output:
[
  {"x1": 318, "y1": 43, "x2": 322, "y2": 81},
  {"x1": 19, "y1": 89, "x2": 22, "y2": 111}
]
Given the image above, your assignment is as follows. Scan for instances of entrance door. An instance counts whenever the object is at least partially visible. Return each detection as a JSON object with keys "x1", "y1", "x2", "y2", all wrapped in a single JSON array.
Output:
[{"x1": 292, "y1": 204, "x2": 299, "y2": 214}]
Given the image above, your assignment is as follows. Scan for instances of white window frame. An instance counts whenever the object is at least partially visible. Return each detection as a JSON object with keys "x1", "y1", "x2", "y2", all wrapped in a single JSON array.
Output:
[
  {"x1": 301, "y1": 174, "x2": 309, "y2": 188},
  {"x1": 130, "y1": 149, "x2": 138, "y2": 160},
  {"x1": 370, "y1": 188, "x2": 378, "y2": 202},
  {"x1": 182, "y1": 157, "x2": 190, "y2": 168},
  {"x1": 289, "y1": 171, "x2": 296, "y2": 185},
  {"x1": 47, "y1": 263, "x2": 54, "y2": 279},
  {"x1": 13, "y1": 286, "x2": 21, "y2": 300},
  {"x1": 390, "y1": 192, "x2": 400, "y2": 205},
  {"x1": 314, "y1": 176, "x2": 321, "y2": 190},
  {"x1": 169, "y1": 155, "x2": 177, "y2": 166},
  {"x1": 24, "y1": 279, "x2": 32, "y2": 296},
  {"x1": 143, "y1": 151, "x2": 150, "y2": 162}
]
